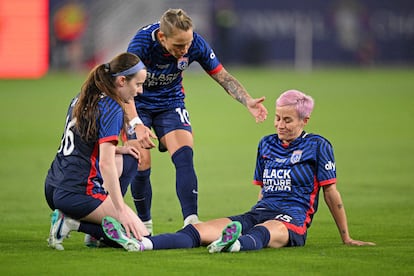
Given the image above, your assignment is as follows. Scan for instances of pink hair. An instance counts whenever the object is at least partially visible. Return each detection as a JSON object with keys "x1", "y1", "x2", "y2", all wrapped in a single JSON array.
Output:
[{"x1": 276, "y1": 90, "x2": 314, "y2": 119}]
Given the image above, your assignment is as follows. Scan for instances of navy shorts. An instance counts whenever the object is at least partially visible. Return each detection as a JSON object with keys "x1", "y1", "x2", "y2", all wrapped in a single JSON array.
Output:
[
  {"x1": 45, "y1": 185, "x2": 105, "y2": 220},
  {"x1": 129, "y1": 107, "x2": 193, "y2": 140},
  {"x1": 228, "y1": 208, "x2": 307, "y2": 247},
  {"x1": 44, "y1": 154, "x2": 137, "y2": 220}
]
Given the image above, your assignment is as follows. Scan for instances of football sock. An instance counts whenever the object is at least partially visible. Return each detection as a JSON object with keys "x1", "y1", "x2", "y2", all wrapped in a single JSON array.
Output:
[
  {"x1": 119, "y1": 154, "x2": 138, "y2": 196},
  {"x1": 79, "y1": 221, "x2": 121, "y2": 248},
  {"x1": 130, "y1": 168, "x2": 152, "y2": 222},
  {"x1": 171, "y1": 146, "x2": 198, "y2": 219},
  {"x1": 238, "y1": 225, "x2": 271, "y2": 251},
  {"x1": 148, "y1": 224, "x2": 200, "y2": 250}
]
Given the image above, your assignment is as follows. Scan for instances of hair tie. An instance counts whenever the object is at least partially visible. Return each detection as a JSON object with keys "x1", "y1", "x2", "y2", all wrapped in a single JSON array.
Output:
[{"x1": 104, "y1": 63, "x2": 110, "y2": 73}]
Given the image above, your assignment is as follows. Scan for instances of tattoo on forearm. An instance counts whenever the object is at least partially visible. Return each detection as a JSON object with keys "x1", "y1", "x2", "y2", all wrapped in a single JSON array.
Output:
[
  {"x1": 214, "y1": 71, "x2": 248, "y2": 105},
  {"x1": 337, "y1": 204, "x2": 343, "y2": 209}
]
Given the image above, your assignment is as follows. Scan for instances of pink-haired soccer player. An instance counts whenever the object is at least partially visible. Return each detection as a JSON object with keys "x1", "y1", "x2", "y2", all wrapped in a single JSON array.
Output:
[{"x1": 102, "y1": 89, "x2": 375, "y2": 252}]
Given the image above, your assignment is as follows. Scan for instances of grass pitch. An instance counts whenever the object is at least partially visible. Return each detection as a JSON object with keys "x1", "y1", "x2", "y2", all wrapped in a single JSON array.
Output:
[{"x1": 0, "y1": 67, "x2": 413, "y2": 275}]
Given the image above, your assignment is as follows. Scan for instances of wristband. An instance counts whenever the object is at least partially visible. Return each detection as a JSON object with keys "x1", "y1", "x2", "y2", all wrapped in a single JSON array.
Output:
[{"x1": 129, "y1": 116, "x2": 143, "y2": 128}]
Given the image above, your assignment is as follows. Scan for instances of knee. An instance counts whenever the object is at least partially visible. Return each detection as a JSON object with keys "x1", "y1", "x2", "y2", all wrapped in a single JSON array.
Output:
[
  {"x1": 138, "y1": 152, "x2": 151, "y2": 170},
  {"x1": 171, "y1": 146, "x2": 194, "y2": 168},
  {"x1": 261, "y1": 221, "x2": 289, "y2": 248}
]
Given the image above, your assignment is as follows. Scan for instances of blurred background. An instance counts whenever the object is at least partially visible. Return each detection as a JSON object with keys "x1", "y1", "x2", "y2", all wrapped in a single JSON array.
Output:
[
  {"x1": 0, "y1": 0, "x2": 413, "y2": 78},
  {"x1": 1, "y1": 3, "x2": 413, "y2": 273}
]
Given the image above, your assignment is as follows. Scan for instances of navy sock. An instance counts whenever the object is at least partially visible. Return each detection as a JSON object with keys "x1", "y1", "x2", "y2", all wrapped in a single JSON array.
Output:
[
  {"x1": 79, "y1": 221, "x2": 121, "y2": 248},
  {"x1": 239, "y1": 226, "x2": 271, "y2": 251},
  {"x1": 149, "y1": 224, "x2": 200, "y2": 249},
  {"x1": 130, "y1": 168, "x2": 152, "y2": 221},
  {"x1": 171, "y1": 146, "x2": 198, "y2": 219},
  {"x1": 119, "y1": 155, "x2": 138, "y2": 196}
]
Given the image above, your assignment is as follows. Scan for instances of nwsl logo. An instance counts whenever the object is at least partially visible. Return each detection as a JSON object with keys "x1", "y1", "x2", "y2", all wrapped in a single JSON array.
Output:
[{"x1": 177, "y1": 57, "x2": 189, "y2": 70}]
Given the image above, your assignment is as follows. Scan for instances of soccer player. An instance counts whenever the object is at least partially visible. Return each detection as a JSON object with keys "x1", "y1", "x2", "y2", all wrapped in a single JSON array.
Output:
[
  {"x1": 125, "y1": 8, "x2": 268, "y2": 231},
  {"x1": 102, "y1": 89, "x2": 376, "y2": 252},
  {"x1": 45, "y1": 52, "x2": 149, "y2": 251}
]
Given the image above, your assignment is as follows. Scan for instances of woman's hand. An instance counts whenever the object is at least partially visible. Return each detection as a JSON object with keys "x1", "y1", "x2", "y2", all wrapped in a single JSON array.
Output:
[
  {"x1": 247, "y1": 97, "x2": 268, "y2": 123},
  {"x1": 135, "y1": 124, "x2": 157, "y2": 149}
]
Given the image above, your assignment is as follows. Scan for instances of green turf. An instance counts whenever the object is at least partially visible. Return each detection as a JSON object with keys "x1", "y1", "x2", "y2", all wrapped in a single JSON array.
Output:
[{"x1": 0, "y1": 67, "x2": 413, "y2": 275}]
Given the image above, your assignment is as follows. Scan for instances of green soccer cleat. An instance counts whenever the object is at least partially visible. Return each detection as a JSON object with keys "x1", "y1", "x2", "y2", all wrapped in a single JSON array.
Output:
[
  {"x1": 102, "y1": 216, "x2": 144, "y2": 252},
  {"x1": 207, "y1": 221, "x2": 242, "y2": 253}
]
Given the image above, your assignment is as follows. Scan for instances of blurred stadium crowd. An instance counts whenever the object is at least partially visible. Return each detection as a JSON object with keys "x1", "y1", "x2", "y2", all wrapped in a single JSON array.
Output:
[{"x1": 0, "y1": 0, "x2": 413, "y2": 78}]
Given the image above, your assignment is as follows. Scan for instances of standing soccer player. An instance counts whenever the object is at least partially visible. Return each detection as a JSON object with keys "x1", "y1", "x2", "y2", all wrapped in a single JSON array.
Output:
[{"x1": 125, "y1": 8, "x2": 268, "y2": 231}]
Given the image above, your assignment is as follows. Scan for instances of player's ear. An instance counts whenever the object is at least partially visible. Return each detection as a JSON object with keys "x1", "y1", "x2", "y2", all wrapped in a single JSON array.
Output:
[
  {"x1": 303, "y1": 117, "x2": 310, "y2": 125},
  {"x1": 157, "y1": 31, "x2": 165, "y2": 42},
  {"x1": 115, "y1": 76, "x2": 126, "y2": 87}
]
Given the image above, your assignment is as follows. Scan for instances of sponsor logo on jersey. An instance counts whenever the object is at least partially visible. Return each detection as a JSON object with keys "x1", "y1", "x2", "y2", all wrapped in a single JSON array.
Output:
[
  {"x1": 156, "y1": 64, "x2": 170, "y2": 69},
  {"x1": 177, "y1": 57, "x2": 189, "y2": 70},
  {"x1": 290, "y1": 150, "x2": 303, "y2": 164},
  {"x1": 262, "y1": 169, "x2": 292, "y2": 192},
  {"x1": 145, "y1": 72, "x2": 181, "y2": 87},
  {"x1": 262, "y1": 155, "x2": 287, "y2": 163},
  {"x1": 324, "y1": 161, "x2": 336, "y2": 171}
]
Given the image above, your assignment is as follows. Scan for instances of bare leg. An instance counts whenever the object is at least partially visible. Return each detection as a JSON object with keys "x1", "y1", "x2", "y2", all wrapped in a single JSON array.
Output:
[{"x1": 194, "y1": 217, "x2": 232, "y2": 245}]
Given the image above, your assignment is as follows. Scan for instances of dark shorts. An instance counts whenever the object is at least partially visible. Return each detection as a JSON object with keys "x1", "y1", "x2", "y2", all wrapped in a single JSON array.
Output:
[
  {"x1": 129, "y1": 107, "x2": 193, "y2": 140},
  {"x1": 228, "y1": 208, "x2": 307, "y2": 247},
  {"x1": 44, "y1": 154, "x2": 137, "y2": 220},
  {"x1": 45, "y1": 185, "x2": 104, "y2": 220}
]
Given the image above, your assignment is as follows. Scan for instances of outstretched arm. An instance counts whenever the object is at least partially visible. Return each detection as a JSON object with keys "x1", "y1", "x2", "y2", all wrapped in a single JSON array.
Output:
[
  {"x1": 210, "y1": 67, "x2": 268, "y2": 123},
  {"x1": 323, "y1": 184, "x2": 375, "y2": 246}
]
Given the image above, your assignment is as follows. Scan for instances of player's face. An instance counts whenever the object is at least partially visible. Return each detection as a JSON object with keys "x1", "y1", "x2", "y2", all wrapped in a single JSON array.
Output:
[
  {"x1": 274, "y1": 105, "x2": 308, "y2": 144},
  {"x1": 158, "y1": 28, "x2": 193, "y2": 59},
  {"x1": 119, "y1": 69, "x2": 147, "y2": 103}
]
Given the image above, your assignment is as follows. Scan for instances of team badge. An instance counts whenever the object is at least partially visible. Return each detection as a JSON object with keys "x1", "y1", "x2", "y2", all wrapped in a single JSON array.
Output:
[
  {"x1": 177, "y1": 57, "x2": 189, "y2": 70},
  {"x1": 290, "y1": 150, "x2": 303, "y2": 164}
]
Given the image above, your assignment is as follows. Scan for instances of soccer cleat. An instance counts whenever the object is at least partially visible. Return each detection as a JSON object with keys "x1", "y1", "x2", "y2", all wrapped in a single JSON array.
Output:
[
  {"x1": 207, "y1": 221, "x2": 242, "y2": 253},
  {"x1": 84, "y1": 234, "x2": 107, "y2": 248},
  {"x1": 102, "y1": 216, "x2": 144, "y2": 252},
  {"x1": 183, "y1": 214, "x2": 202, "y2": 227},
  {"x1": 143, "y1": 219, "x2": 153, "y2": 236},
  {"x1": 48, "y1": 209, "x2": 79, "y2": 251}
]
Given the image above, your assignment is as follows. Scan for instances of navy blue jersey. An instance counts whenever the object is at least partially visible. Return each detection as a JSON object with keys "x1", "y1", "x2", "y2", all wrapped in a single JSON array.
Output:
[
  {"x1": 253, "y1": 132, "x2": 337, "y2": 234},
  {"x1": 45, "y1": 95, "x2": 124, "y2": 198},
  {"x1": 127, "y1": 22, "x2": 222, "y2": 110}
]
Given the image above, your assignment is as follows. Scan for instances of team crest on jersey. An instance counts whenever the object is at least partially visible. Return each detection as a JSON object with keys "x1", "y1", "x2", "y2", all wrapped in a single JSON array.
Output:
[
  {"x1": 290, "y1": 150, "x2": 303, "y2": 164},
  {"x1": 177, "y1": 57, "x2": 189, "y2": 70}
]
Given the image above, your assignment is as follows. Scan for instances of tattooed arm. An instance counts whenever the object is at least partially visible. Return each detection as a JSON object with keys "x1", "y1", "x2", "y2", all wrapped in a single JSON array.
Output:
[
  {"x1": 210, "y1": 67, "x2": 268, "y2": 123},
  {"x1": 323, "y1": 184, "x2": 375, "y2": 246}
]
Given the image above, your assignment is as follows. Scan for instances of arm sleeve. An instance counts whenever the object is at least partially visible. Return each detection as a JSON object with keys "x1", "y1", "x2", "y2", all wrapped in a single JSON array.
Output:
[
  {"x1": 316, "y1": 139, "x2": 337, "y2": 186},
  {"x1": 253, "y1": 139, "x2": 265, "y2": 187},
  {"x1": 193, "y1": 33, "x2": 223, "y2": 75},
  {"x1": 98, "y1": 103, "x2": 123, "y2": 145}
]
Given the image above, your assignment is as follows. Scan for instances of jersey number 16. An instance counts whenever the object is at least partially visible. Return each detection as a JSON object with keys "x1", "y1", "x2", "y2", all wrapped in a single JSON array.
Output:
[{"x1": 57, "y1": 116, "x2": 76, "y2": 156}]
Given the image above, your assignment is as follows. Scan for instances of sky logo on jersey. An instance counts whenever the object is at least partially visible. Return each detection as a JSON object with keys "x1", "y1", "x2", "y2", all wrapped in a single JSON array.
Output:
[
  {"x1": 325, "y1": 161, "x2": 336, "y2": 171},
  {"x1": 177, "y1": 57, "x2": 189, "y2": 70},
  {"x1": 290, "y1": 150, "x2": 303, "y2": 164}
]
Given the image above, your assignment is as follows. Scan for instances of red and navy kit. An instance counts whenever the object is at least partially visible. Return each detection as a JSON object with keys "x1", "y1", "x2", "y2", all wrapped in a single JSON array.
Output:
[
  {"x1": 252, "y1": 131, "x2": 337, "y2": 235},
  {"x1": 127, "y1": 22, "x2": 223, "y2": 111},
  {"x1": 45, "y1": 95, "x2": 124, "y2": 199}
]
